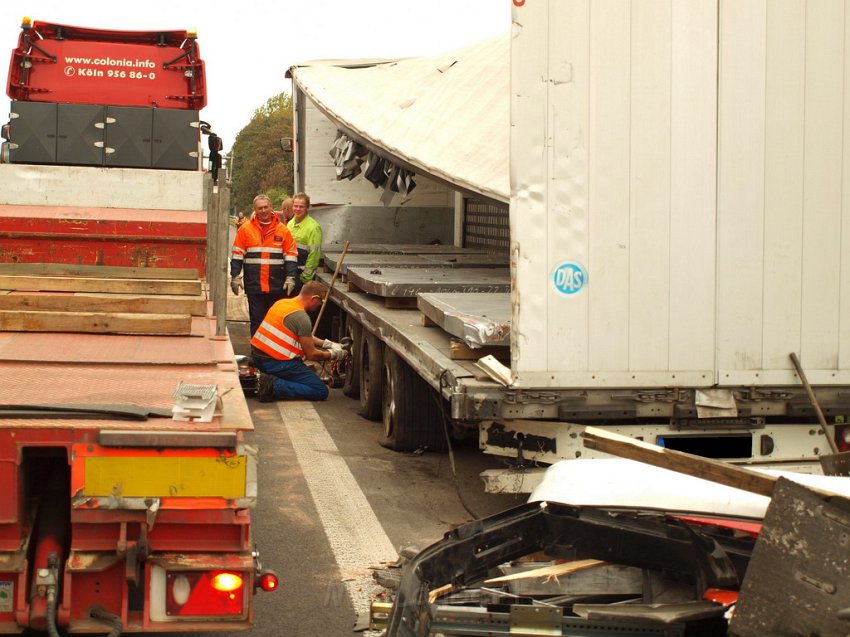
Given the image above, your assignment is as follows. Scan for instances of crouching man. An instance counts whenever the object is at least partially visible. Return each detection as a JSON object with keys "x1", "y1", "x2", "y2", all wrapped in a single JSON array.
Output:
[{"x1": 251, "y1": 280, "x2": 349, "y2": 401}]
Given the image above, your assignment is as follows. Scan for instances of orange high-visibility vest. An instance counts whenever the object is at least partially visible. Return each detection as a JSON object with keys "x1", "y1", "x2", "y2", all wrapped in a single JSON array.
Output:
[
  {"x1": 230, "y1": 216, "x2": 298, "y2": 293},
  {"x1": 250, "y1": 297, "x2": 307, "y2": 360}
]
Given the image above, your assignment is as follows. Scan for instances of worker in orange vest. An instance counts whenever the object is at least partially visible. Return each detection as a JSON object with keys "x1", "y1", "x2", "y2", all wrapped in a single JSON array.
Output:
[
  {"x1": 251, "y1": 281, "x2": 349, "y2": 401},
  {"x1": 230, "y1": 194, "x2": 299, "y2": 336}
]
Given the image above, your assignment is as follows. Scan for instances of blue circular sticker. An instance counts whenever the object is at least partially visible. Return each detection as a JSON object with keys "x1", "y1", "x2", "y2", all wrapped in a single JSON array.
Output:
[{"x1": 551, "y1": 260, "x2": 587, "y2": 295}]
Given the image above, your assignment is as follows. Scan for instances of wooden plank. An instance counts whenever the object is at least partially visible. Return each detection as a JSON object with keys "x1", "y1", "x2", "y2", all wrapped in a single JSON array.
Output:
[
  {"x1": 0, "y1": 310, "x2": 192, "y2": 335},
  {"x1": 0, "y1": 275, "x2": 202, "y2": 296},
  {"x1": 581, "y1": 426, "x2": 777, "y2": 497},
  {"x1": 485, "y1": 559, "x2": 607, "y2": 584},
  {"x1": 421, "y1": 314, "x2": 438, "y2": 327},
  {"x1": 450, "y1": 340, "x2": 508, "y2": 361},
  {"x1": 428, "y1": 583, "x2": 453, "y2": 604},
  {"x1": 0, "y1": 293, "x2": 207, "y2": 316},
  {"x1": 0, "y1": 263, "x2": 199, "y2": 280}
]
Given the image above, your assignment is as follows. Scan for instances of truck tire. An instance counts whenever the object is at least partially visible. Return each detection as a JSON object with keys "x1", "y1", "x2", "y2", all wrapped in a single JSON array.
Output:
[
  {"x1": 379, "y1": 348, "x2": 447, "y2": 452},
  {"x1": 342, "y1": 318, "x2": 362, "y2": 398},
  {"x1": 358, "y1": 330, "x2": 383, "y2": 420}
]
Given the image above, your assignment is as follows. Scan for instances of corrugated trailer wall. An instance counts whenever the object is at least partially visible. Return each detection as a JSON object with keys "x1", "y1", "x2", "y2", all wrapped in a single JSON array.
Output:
[
  {"x1": 718, "y1": 0, "x2": 850, "y2": 386},
  {"x1": 511, "y1": 0, "x2": 850, "y2": 389}
]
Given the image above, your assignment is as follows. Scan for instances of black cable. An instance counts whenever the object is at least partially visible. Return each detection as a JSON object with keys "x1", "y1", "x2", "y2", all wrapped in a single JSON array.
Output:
[
  {"x1": 90, "y1": 605, "x2": 123, "y2": 637},
  {"x1": 45, "y1": 589, "x2": 62, "y2": 637},
  {"x1": 434, "y1": 369, "x2": 481, "y2": 520}
]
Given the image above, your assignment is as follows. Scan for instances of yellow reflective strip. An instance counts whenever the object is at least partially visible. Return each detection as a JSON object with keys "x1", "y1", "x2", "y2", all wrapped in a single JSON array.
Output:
[{"x1": 84, "y1": 456, "x2": 246, "y2": 498}]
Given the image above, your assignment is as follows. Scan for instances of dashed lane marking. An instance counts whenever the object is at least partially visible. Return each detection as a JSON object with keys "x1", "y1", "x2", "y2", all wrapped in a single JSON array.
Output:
[{"x1": 277, "y1": 401, "x2": 398, "y2": 624}]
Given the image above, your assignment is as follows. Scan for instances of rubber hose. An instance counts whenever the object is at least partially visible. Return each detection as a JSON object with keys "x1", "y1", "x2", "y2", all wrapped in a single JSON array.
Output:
[
  {"x1": 45, "y1": 589, "x2": 61, "y2": 637},
  {"x1": 90, "y1": 605, "x2": 123, "y2": 637}
]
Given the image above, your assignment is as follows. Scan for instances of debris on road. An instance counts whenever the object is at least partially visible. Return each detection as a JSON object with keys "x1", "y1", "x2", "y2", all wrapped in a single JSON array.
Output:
[{"x1": 372, "y1": 427, "x2": 850, "y2": 636}]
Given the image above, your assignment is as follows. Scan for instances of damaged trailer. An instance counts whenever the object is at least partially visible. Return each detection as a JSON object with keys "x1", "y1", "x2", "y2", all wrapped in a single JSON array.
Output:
[
  {"x1": 290, "y1": 0, "x2": 850, "y2": 491},
  {"x1": 377, "y1": 433, "x2": 850, "y2": 636}
]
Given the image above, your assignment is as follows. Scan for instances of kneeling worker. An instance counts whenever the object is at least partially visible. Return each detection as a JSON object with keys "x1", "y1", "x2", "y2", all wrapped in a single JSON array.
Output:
[{"x1": 251, "y1": 281, "x2": 349, "y2": 401}]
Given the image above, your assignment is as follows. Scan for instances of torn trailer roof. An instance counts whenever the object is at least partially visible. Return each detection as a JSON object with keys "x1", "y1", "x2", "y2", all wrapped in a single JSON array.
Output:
[{"x1": 288, "y1": 33, "x2": 509, "y2": 203}]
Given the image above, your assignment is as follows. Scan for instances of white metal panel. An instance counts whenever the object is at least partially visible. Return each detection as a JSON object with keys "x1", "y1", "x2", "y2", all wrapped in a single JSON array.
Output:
[
  {"x1": 0, "y1": 164, "x2": 206, "y2": 210},
  {"x1": 628, "y1": 1, "x2": 672, "y2": 371},
  {"x1": 717, "y1": 0, "x2": 850, "y2": 384},
  {"x1": 668, "y1": 1, "x2": 718, "y2": 374},
  {"x1": 587, "y1": 1, "x2": 631, "y2": 372},
  {"x1": 762, "y1": 0, "x2": 805, "y2": 374},
  {"x1": 716, "y1": 0, "x2": 767, "y2": 377},
  {"x1": 800, "y1": 0, "x2": 844, "y2": 369},
  {"x1": 842, "y1": 5, "x2": 850, "y2": 371},
  {"x1": 510, "y1": 0, "x2": 551, "y2": 372},
  {"x1": 513, "y1": 0, "x2": 717, "y2": 387},
  {"x1": 544, "y1": 0, "x2": 591, "y2": 373}
]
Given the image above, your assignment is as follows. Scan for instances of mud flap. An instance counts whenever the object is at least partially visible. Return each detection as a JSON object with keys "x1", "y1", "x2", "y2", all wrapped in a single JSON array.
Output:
[{"x1": 731, "y1": 477, "x2": 850, "y2": 636}]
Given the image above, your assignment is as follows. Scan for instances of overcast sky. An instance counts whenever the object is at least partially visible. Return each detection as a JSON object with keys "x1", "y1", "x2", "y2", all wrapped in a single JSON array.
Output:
[{"x1": 1, "y1": 1, "x2": 509, "y2": 150}]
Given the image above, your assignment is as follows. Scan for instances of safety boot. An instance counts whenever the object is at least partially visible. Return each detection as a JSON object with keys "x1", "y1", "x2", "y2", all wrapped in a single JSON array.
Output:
[{"x1": 257, "y1": 373, "x2": 275, "y2": 402}]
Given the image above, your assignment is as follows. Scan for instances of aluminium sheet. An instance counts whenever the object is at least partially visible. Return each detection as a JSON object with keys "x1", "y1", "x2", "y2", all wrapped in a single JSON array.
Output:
[
  {"x1": 417, "y1": 292, "x2": 510, "y2": 348},
  {"x1": 346, "y1": 267, "x2": 510, "y2": 297},
  {"x1": 323, "y1": 243, "x2": 489, "y2": 255},
  {"x1": 420, "y1": 254, "x2": 508, "y2": 268},
  {"x1": 324, "y1": 252, "x2": 508, "y2": 276},
  {"x1": 323, "y1": 254, "x2": 433, "y2": 276}
]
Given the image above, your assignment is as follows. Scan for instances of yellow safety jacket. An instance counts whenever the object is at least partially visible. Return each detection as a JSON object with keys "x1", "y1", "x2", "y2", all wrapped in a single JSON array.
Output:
[{"x1": 287, "y1": 215, "x2": 322, "y2": 283}]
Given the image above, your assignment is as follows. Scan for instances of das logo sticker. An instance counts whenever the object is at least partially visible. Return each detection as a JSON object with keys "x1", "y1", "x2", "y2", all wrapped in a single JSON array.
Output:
[{"x1": 551, "y1": 260, "x2": 587, "y2": 296}]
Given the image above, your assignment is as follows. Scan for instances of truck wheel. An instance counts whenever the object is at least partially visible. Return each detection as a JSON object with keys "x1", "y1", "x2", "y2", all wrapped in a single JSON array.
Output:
[
  {"x1": 342, "y1": 318, "x2": 362, "y2": 398},
  {"x1": 358, "y1": 330, "x2": 383, "y2": 420},
  {"x1": 380, "y1": 348, "x2": 447, "y2": 452}
]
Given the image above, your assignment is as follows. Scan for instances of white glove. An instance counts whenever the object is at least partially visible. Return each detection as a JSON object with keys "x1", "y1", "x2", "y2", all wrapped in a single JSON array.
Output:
[
  {"x1": 283, "y1": 276, "x2": 296, "y2": 295},
  {"x1": 321, "y1": 339, "x2": 342, "y2": 351},
  {"x1": 230, "y1": 275, "x2": 243, "y2": 295},
  {"x1": 329, "y1": 348, "x2": 350, "y2": 361}
]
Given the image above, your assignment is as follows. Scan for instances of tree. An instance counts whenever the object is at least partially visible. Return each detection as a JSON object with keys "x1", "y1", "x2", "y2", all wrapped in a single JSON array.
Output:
[{"x1": 230, "y1": 92, "x2": 294, "y2": 214}]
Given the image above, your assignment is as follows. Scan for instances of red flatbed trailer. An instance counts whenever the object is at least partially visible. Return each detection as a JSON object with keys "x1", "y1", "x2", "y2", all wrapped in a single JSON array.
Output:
[{"x1": 0, "y1": 17, "x2": 274, "y2": 635}]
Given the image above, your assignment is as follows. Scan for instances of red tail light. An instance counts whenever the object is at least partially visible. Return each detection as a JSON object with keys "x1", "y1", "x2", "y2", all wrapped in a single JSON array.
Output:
[
  {"x1": 257, "y1": 570, "x2": 279, "y2": 592},
  {"x1": 836, "y1": 425, "x2": 850, "y2": 452},
  {"x1": 211, "y1": 572, "x2": 243, "y2": 592},
  {"x1": 166, "y1": 571, "x2": 245, "y2": 617}
]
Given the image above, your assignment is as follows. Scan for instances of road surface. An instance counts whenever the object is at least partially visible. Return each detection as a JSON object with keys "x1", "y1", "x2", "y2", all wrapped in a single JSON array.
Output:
[{"x1": 228, "y1": 317, "x2": 519, "y2": 636}]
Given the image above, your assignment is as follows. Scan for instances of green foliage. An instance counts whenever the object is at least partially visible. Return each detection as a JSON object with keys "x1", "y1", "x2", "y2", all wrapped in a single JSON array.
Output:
[{"x1": 230, "y1": 92, "x2": 294, "y2": 214}]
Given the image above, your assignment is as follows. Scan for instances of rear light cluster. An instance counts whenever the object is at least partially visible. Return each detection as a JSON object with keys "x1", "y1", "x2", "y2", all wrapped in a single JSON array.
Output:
[
  {"x1": 166, "y1": 571, "x2": 245, "y2": 617},
  {"x1": 836, "y1": 424, "x2": 850, "y2": 452}
]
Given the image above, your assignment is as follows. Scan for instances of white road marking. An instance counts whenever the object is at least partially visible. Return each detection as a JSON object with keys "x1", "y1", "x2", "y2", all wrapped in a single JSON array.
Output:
[{"x1": 277, "y1": 401, "x2": 398, "y2": 623}]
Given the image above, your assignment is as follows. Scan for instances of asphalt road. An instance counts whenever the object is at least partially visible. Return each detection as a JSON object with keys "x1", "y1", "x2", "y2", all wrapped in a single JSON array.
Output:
[{"x1": 228, "y1": 320, "x2": 520, "y2": 637}]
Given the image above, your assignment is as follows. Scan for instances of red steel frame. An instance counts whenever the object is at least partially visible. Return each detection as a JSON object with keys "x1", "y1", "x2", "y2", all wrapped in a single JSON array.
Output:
[
  {"x1": 0, "y1": 205, "x2": 207, "y2": 273},
  {"x1": 0, "y1": 407, "x2": 255, "y2": 633}
]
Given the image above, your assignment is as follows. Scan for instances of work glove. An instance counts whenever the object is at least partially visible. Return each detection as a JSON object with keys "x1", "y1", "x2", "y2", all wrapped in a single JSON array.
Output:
[
  {"x1": 230, "y1": 275, "x2": 243, "y2": 295},
  {"x1": 329, "y1": 348, "x2": 350, "y2": 362},
  {"x1": 283, "y1": 276, "x2": 296, "y2": 296},
  {"x1": 321, "y1": 339, "x2": 343, "y2": 351}
]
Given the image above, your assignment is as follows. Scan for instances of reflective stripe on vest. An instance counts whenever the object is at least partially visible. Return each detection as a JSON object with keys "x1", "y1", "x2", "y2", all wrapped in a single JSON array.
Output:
[{"x1": 250, "y1": 298, "x2": 306, "y2": 360}]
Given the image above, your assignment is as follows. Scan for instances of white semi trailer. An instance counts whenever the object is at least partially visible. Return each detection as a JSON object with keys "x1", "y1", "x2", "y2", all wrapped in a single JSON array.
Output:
[{"x1": 291, "y1": 0, "x2": 850, "y2": 491}]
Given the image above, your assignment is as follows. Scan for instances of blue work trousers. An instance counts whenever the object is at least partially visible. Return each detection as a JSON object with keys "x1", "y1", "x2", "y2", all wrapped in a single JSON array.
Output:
[
  {"x1": 255, "y1": 357, "x2": 329, "y2": 401},
  {"x1": 247, "y1": 291, "x2": 286, "y2": 338}
]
